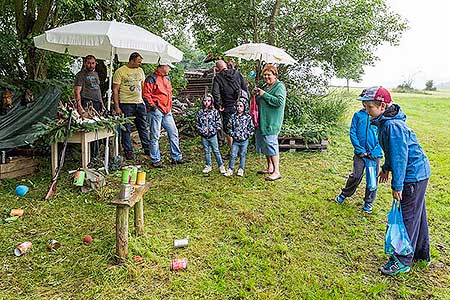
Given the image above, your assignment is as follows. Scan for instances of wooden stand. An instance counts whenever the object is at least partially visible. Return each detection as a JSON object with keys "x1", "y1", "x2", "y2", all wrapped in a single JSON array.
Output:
[
  {"x1": 51, "y1": 128, "x2": 119, "y2": 176},
  {"x1": 110, "y1": 182, "x2": 151, "y2": 262},
  {"x1": 278, "y1": 137, "x2": 328, "y2": 152}
]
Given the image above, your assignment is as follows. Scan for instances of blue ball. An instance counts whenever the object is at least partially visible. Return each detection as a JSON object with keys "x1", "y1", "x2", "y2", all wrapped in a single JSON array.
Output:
[
  {"x1": 15, "y1": 185, "x2": 29, "y2": 196},
  {"x1": 249, "y1": 70, "x2": 256, "y2": 79}
]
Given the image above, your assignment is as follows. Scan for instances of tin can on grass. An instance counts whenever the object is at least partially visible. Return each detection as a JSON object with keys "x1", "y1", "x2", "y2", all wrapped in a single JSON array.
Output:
[
  {"x1": 14, "y1": 241, "x2": 32, "y2": 256},
  {"x1": 73, "y1": 170, "x2": 86, "y2": 186},
  {"x1": 136, "y1": 171, "x2": 146, "y2": 185},
  {"x1": 174, "y1": 238, "x2": 188, "y2": 248},
  {"x1": 129, "y1": 166, "x2": 138, "y2": 184},
  {"x1": 47, "y1": 239, "x2": 61, "y2": 251},
  {"x1": 10, "y1": 208, "x2": 24, "y2": 217},
  {"x1": 171, "y1": 258, "x2": 187, "y2": 270},
  {"x1": 119, "y1": 184, "x2": 132, "y2": 201}
]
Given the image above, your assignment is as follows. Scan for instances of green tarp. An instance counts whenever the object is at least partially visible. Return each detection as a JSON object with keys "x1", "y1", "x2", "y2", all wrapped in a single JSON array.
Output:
[{"x1": 0, "y1": 85, "x2": 61, "y2": 150}]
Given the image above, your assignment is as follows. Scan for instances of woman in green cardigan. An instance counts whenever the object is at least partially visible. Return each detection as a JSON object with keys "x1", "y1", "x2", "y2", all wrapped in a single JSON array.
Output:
[{"x1": 254, "y1": 64, "x2": 286, "y2": 181}]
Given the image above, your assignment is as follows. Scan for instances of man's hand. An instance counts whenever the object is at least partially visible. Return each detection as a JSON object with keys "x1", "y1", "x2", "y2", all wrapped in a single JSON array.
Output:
[
  {"x1": 379, "y1": 170, "x2": 389, "y2": 183},
  {"x1": 392, "y1": 190, "x2": 402, "y2": 200},
  {"x1": 114, "y1": 106, "x2": 122, "y2": 115},
  {"x1": 77, "y1": 103, "x2": 85, "y2": 114}
]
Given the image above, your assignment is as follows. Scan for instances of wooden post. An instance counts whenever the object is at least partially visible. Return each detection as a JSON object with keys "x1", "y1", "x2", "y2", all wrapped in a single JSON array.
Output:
[
  {"x1": 134, "y1": 199, "x2": 144, "y2": 236},
  {"x1": 115, "y1": 205, "x2": 129, "y2": 262},
  {"x1": 51, "y1": 142, "x2": 58, "y2": 177}
]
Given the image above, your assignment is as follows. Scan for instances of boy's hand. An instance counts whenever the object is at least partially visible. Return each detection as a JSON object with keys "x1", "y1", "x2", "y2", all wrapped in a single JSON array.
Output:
[
  {"x1": 392, "y1": 190, "x2": 402, "y2": 200},
  {"x1": 379, "y1": 170, "x2": 389, "y2": 183}
]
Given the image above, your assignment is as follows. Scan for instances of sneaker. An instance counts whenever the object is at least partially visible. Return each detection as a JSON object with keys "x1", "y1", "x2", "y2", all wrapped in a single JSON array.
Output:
[
  {"x1": 219, "y1": 165, "x2": 226, "y2": 174},
  {"x1": 202, "y1": 165, "x2": 212, "y2": 174},
  {"x1": 171, "y1": 159, "x2": 186, "y2": 165},
  {"x1": 152, "y1": 161, "x2": 165, "y2": 168},
  {"x1": 236, "y1": 168, "x2": 244, "y2": 177},
  {"x1": 380, "y1": 256, "x2": 411, "y2": 276},
  {"x1": 335, "y1": 194, "x2": 345, "y2": 204},
  {"x1": 224, "y1": 169, "x2": 233, "y2": 177},
  {"x1": 363, "y1": 204, "x2": 373, "y2": 214},
  {"x1": 124, "y1": 151, "x2": 134, "y2": 160}
]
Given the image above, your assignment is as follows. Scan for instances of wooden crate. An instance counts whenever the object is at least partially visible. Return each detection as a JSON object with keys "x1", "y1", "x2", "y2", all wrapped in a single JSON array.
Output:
[
  {"x1": 278, "y1": 137, "x2": 328, "y2": 152},
  {"x1": 0, "y1": 157, "x2": 40, "y2": 179}
]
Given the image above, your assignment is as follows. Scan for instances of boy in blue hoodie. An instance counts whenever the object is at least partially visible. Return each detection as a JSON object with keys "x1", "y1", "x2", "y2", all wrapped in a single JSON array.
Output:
[
  {"x1": 335, "y1": 100, "x2": 383, "y2": 213},
  {"x1": 360, "y1": 86, "x2": 431, "y2": 276}
]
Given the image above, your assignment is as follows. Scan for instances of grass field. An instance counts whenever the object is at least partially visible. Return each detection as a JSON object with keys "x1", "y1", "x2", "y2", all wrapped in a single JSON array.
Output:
[{"x1": 1, "y1": 90, "x2": 449, "y2": 299}]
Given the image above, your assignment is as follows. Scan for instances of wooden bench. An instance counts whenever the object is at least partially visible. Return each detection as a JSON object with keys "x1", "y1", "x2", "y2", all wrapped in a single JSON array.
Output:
[{"x1": 110, "y1": 182, "x2": 151, "y2": 262}]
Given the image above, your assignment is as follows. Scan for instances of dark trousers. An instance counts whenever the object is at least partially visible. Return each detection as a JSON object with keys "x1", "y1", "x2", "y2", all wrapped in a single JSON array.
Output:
[
  {"x1": 395, "y1": 179, "x2": 430, "y2": 266},
  {"x1": 119, "y1": 103, "x2": 150, "y2": 153},
  {"x1": 340, "y1": 155, "x2": 380, "y2": 206}
]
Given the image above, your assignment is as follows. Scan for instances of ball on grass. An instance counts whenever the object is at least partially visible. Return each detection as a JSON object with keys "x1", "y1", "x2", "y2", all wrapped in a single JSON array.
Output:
[
  {"x1": 15, "y1": 185, "x2": 29, "y2": 196},
  {"x1": 83, "y1": 235, "x2": 93, "y2": 244}
]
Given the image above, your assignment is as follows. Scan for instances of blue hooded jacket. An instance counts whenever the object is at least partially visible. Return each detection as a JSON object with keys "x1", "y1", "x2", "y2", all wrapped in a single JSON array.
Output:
[
  {"x1": 350, "y1": 108, "x2": 383, "y2": 158},
  {"x1": 371, "y1": 104, "x2": 431, "y2": 191}
]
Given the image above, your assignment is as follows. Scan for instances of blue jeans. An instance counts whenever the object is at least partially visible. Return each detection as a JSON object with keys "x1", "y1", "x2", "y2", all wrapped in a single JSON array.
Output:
[
  {"x1": 119, "y1": 103, "x2": 150, "y2": 153},
  {"x1": 148, "y1": 109, "x2": 182, "y2": 163},
  {"x1": 201, "y1": 135, "x2": 223, "y2": 167},
  {"x1": 229, "y1": 139, "x2": 249, "y2": 170}
]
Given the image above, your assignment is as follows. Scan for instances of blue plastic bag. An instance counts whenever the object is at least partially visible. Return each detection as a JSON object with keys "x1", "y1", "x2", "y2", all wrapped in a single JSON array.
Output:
[
  {"x1": 384, "y1": 199, "x2": 414, "y2": 256},
  {"x1": 364, "y1": 158, "x2": 377, "y2": 191}
]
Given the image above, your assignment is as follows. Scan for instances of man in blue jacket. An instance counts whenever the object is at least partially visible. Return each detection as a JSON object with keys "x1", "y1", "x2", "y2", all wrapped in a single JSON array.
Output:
[
  {"x1": 361, "y1": 86, "x2": 431, "y2": 276},
  {"x1": 335, "y1": 97, "x2": 383, "y2": 213}
]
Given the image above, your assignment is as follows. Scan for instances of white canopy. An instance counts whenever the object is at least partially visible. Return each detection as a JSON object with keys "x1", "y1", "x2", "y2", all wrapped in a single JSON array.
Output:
[
  {"x1": 34, "y1": 20, "x2": 183, "y2": 63},
  {"x1": 224, "y1": 43, "x2": 297, "y2": 65}
]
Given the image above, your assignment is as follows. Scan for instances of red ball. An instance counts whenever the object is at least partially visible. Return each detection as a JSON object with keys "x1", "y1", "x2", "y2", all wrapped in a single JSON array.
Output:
[{"x1": 83, "y1": 235, "x2": 93, "y2": 244}]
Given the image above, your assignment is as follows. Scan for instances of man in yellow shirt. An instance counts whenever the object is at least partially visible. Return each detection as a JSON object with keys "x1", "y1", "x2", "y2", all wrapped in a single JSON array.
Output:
[{"x1": 113, "y1": 52, "x2": 150, "y2": 160}]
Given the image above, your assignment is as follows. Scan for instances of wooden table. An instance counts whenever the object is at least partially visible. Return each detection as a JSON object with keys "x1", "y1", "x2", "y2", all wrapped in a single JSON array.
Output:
[
  {"x1": 51, "y1": 128, "x2": 119, "y2": 176},
  {"x1": 110, "y1": 182, "x2": 151, "y2": 262}
]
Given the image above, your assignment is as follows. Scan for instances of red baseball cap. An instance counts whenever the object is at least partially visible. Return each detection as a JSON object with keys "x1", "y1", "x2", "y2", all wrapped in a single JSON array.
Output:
[{"x1": 357, "y1": 86, "x2": 392, "y2": 103}]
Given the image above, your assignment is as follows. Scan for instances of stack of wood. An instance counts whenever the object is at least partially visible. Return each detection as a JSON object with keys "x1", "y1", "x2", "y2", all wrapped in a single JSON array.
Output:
[{"x1": 178, "y1": 69, "x2": 214, "y2": 100}]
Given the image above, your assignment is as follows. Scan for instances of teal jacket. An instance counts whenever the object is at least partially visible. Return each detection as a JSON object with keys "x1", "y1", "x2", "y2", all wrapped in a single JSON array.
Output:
[{"x1": 256, "y1": 80, "x2": 286, "y2": 135}]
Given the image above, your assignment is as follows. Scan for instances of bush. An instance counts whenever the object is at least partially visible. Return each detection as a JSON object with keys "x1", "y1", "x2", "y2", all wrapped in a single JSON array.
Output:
[{"x1": 281, "y1": 89, "x2": 351, "y2": 143}]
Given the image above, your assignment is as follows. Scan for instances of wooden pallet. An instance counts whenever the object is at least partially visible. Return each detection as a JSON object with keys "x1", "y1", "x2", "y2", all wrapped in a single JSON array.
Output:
[
  {"x1": 278, "y1": 137, "x2": 328, "y2": 152},
  {"x1": 0, "y1": 156, "x2": 40, "y2": 179}
]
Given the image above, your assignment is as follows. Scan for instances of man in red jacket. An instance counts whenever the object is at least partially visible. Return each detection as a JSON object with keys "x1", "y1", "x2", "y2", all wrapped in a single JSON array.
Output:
[{"x1": 143, "y1": 62, "x2": 184, "y2": 167}]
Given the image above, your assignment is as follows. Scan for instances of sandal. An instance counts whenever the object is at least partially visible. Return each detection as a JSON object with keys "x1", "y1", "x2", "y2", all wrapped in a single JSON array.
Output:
[
  {"x1": 257, "y1": 169, "x2": 273, "y2": 175},
  {"x1": 265, "y1": 175, "x2": 282, "y2": 181}
]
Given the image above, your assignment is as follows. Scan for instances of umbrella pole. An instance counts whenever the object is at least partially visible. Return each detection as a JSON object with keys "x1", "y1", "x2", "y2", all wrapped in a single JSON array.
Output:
[{"x1": 104, "y1": 47, "x2": 115, "y2": 174}]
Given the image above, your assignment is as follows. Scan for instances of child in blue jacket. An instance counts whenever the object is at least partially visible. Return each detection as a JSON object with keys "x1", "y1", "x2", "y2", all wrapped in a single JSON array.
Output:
[
  {"x1": 196, "y1": 94, "x2": 226, "y2": 174},
  {"x1": 360, "y1": 86, "x2": 431, "y2": 276},
  {"x1": 224, "y1": 98, "x2": 255, "y2": 177},
  {"x1": 336, "y1": 102, "x2": 383, "y2": 213}
]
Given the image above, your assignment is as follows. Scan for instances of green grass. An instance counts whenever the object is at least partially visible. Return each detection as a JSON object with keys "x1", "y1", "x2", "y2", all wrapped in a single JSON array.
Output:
[{"x1": 1, "y1": 90, "x2": 449, "y2": 299}]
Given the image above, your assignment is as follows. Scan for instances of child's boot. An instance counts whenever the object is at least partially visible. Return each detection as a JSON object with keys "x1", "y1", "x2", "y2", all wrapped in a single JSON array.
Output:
[{"x1": 335, "y1": 194, "x2": 345, "y2": 204}]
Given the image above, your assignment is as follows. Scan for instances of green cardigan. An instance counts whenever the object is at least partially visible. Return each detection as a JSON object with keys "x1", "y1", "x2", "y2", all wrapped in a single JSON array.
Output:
[{"x1": 256, "y1": 80, "x2": 286, "y2": 135}]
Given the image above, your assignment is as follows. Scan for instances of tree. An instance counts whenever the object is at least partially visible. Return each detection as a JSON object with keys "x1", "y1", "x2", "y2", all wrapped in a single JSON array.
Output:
[
  {"x1": 424, "y1": 80, "x2": 436, "y2": 91},
  {"x1": 189, "y1": 0, "x2": 407, "y2": 82}
]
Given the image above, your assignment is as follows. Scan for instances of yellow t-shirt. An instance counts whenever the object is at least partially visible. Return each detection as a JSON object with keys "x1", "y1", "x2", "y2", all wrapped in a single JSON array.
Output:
[{"x1": 113, "y1": 65, "x2": 145, "y2": 104}]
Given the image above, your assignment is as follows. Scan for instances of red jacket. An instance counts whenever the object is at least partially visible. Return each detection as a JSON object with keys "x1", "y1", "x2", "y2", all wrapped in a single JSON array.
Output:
[{"x1": 143, "y1": 70, "x2": 173, "y2": 114}]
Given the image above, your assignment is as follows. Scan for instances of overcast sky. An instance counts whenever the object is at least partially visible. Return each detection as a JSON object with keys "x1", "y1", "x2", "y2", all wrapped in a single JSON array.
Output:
[{"x1": 333, "y1": 0, "x2": 449, "y2": 89}]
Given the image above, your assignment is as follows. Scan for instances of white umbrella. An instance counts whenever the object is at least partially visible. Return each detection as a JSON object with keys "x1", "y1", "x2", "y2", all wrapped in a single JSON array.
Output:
[
  {"x1": 34, "y1": 20, "x2": 183, "y2": 110},
  {"x1": 224, "y1": 43, "x2": 297, "y2": 65},
  {"x1": 34, "y1": 20, "x2": 183, "y2": 172}
]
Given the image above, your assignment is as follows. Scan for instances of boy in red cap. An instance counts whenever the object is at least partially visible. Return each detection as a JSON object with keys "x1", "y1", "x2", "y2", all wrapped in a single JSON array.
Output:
[{"x1": 360, "y1": 86, "x2": 431, "y2": 276}]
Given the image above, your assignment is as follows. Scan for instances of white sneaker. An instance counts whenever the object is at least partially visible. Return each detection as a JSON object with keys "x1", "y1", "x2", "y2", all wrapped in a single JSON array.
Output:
[
  {"x1": 224, "y1": 169, "x2": 233, "y2": 177},
  {"x1": 202, "y1": 165, "x2": 212, "y2": 173},
  {"x1": 237, "y1": 168, "x2": 244, "y2": 177},
  {"x1": 219, "y1": 165, "x2": 226, "y2": 174}
]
